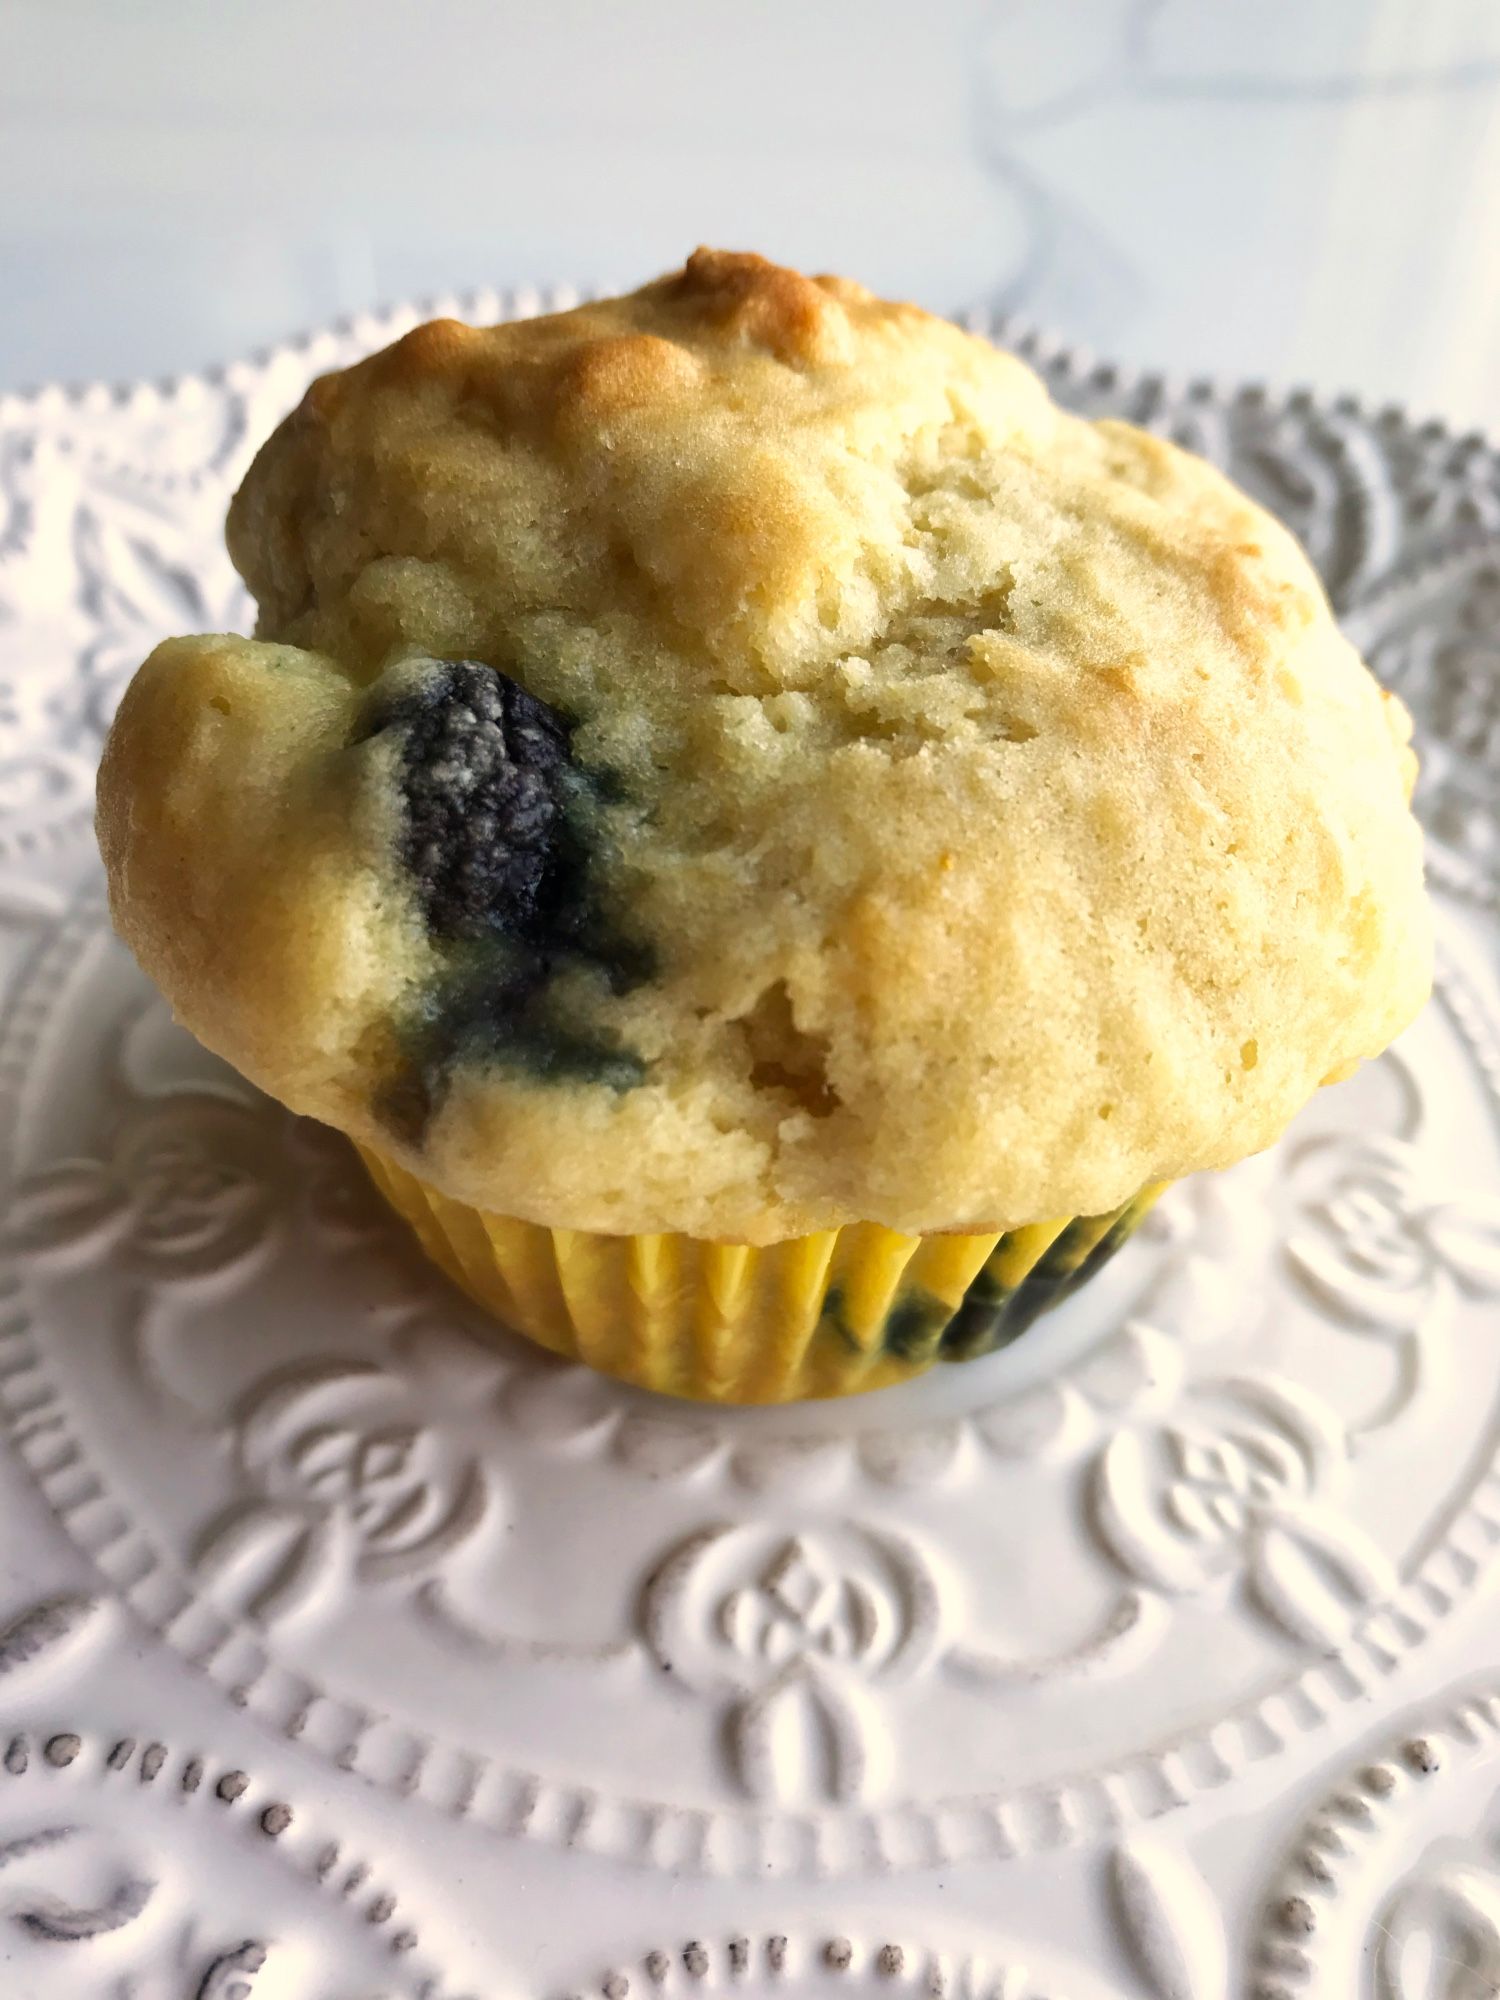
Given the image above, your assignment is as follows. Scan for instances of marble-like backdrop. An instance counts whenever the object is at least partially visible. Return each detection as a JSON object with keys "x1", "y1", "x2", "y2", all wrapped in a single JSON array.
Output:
[{"x1": 3, "y1": 0, "x2": 1499, "y2": 423}]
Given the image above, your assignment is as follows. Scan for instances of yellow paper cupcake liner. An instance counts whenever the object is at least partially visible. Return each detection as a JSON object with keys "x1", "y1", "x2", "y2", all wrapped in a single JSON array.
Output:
[{"x1": 358, "y1": 1144, "x2": 1166, "y2": 1404}]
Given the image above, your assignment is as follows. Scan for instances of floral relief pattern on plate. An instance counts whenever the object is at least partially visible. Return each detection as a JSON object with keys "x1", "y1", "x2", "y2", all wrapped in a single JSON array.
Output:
[
  {"x1": 0, "y1": 1707, "x2": 465, "y2": 1998},
  {"x1": 550, "y1": 1928, "x2": 1131, "y2": 2000},
  {"x1": 1246, "y1": 1678, "x2": 1500, "y2": 2000}
]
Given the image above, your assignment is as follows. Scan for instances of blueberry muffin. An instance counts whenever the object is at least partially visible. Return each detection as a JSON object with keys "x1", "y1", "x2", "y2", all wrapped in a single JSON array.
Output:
[{"x1": 96, "y1": 250, "x2": 1430, "y2": 1401}]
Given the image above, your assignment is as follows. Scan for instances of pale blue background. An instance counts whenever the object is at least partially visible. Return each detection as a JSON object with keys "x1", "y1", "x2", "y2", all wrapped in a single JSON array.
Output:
[{"x1": 5, "y1": 0, "x2": 1500, "y2": 425}]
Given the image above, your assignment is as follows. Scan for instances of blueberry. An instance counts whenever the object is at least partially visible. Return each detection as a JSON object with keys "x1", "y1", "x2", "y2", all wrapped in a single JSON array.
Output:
[{"x1": 355, "y1": 658, "x2": 576, "y2": 946}]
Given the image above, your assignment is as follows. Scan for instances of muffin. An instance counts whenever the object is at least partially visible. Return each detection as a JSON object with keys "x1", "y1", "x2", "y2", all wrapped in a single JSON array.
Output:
[{"x1": 96, "y1": 250, "x2": 1431, "y2": 1402}]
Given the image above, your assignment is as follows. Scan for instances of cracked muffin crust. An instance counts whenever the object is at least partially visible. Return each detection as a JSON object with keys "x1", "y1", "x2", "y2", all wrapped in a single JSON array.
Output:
[{"x1": 98, "y1": 250, "x2": 1430, "y2": 1246}]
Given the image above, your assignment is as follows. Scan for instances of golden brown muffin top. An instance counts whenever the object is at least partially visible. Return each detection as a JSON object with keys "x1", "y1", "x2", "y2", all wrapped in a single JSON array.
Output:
[{"x1": 98, "y1": 251, "x2": 1430, "y2": 1242}]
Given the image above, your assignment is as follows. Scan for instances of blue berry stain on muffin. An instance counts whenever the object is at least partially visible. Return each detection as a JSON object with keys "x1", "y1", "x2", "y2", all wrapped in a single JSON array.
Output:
[
  {"x1": 939, "y1": 1199, "x2": 1150, "y2": 1359},
  {"x1": 801, "y1": 1191, "x2": 1154, "y2": 1372},
  {"x1": 353, "y1": 656, "x2": 650, "y2": 1139}
]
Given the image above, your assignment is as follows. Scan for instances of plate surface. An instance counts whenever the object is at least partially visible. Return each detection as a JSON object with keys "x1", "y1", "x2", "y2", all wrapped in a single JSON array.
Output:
[{"x1": 0, "y1": 296, "x2": 1498, "y2": 1999}]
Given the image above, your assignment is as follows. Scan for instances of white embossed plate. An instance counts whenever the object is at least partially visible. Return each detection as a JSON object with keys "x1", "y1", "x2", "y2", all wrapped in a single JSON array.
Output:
[{"x1": 0, "y1": 294, "x2": 1498, "y2": 1999}]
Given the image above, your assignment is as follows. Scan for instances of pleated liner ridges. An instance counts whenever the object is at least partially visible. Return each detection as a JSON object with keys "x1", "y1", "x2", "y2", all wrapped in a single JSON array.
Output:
[{"x1": 358, "y1": 1145, "x2": 1165, "y2": 1404}]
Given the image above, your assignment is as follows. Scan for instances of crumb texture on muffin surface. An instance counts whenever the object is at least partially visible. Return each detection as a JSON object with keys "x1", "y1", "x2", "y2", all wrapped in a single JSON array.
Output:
[{"x1": 97, "y1": 249, "x2": 1431, "y2": 1244}]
